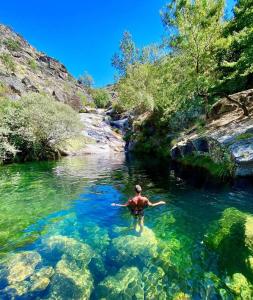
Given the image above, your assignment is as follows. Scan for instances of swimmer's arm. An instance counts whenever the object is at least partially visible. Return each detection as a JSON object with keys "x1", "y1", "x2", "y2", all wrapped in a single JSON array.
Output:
[
  {"x1": 111, "y1": 201, "x2": 129, "y2": 207},
  {"x1": 146, "y1": 198, "x2": 166, "y2": 207}
]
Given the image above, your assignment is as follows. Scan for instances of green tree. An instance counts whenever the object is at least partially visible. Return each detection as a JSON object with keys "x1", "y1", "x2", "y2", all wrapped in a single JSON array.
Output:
[
  {"x1": 161, "y1": 0, "x2": 225, "y2": 118},
  {"x1": 217, "y1": 0, "x2": 253, "y2": 94},
  {"x1": 112, "y1": 31, "x2": 139, "y2": 76},
  {"x1": 91, "y1": 89, "x2": 111, "y2": 108},
  {"x1": 78, "y1": 71, "x2": 94, "y2": 88}
]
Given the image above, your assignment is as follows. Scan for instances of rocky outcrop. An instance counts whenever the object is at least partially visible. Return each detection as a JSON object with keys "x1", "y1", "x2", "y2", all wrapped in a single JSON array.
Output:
[
  {"x1": 170, "y1": 89, "x2": 253, "y2": 177},
  {"x1": 60, "y1": 109, "x2": 125, "y2": 155},
  {"x1": 0, "y1": 24, "x2": 91, "y2": 110}
]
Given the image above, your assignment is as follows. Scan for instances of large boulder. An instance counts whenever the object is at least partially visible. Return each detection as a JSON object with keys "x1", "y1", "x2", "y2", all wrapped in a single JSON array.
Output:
[
  {"x1": 97, "y1": 266, "x2": 144, "y2": 300},
  {"x1": 111, "y1": 227, "x2": 158, "y2": 264},
  {"x1": 45, "y1": 235, "x2": 94, "y2": 266},
  {"x1": 49, "y1": 255, "x2": 93, "y2": 300}
]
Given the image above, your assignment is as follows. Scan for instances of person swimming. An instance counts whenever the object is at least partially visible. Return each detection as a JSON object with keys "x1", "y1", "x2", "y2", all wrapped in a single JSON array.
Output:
[{"x1": 111, "y1": 185, "x2": 166, "y2": 234}]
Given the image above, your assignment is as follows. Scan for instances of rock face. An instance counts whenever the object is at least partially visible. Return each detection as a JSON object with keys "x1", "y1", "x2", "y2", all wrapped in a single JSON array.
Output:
[
  {"x1": 170, "y1": 89, "x2": 253, "y2": 177},
  {"x1": 64, "y1": 110, "x2": 125, "y2": 155},
  {"x1": 0, "y1": 24, "x2": 90, "y2": 110}
]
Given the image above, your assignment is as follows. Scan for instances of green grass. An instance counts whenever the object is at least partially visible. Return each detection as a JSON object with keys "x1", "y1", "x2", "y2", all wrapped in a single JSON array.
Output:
[
  {"x1": 235, "y1": 133, "x2": 253, "y2": 141},
  {"x1": 28, "y1": 59, "x2": 37, "y2": 71},
  {"x1": 0, "y1": 53, "x2": 15, "y2": 72},
  {"x1": 179, "y1": 154, "x2": 234, "y2": 179},
  {"x1": 3, "y1": 38, "x2": 21, "y2": 52}
]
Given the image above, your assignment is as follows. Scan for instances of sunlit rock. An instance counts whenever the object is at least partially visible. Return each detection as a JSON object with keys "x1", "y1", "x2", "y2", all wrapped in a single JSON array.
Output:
[
  {"x1": 30, "y1": 266, "x2": 54, "y2": 292},
  {"x1": 98, "y1": 266, "x2": 144, "y2": 300},
  {"x1": 111, "y1": 227, "x2": 158, "y2": 263},
  {"x1": 225, "y1": 273, "x2": 253, "y2": 299},
  {"x1": 6, "y1": 251, "x2": 41, "y2": 284},
  {"x1": 49, "y1": 255, "x2": 93, "y2": 300},
  {"x1": 142, "y1": 264, "x2": 168, "y2": 299},
  {"x1": 46, "y1": 235, "x2": 93, "y2": 265}
]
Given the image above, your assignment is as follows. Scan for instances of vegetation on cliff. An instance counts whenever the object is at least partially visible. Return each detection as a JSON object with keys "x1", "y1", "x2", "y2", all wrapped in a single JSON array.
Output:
[{"x1": 112, "y1": 0, "x2": 253, "y2": 156}]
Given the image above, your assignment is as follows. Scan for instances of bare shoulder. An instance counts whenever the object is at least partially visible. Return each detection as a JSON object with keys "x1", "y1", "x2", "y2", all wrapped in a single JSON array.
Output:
[{"x1": 141, "y1": 196, "x2": 149, "y2": 202}]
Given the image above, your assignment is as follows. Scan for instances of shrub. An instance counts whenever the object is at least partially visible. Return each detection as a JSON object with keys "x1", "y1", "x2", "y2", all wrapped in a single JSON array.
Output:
[
  {"x1": 3, "y1": 38, "x2": 21, "y2": 51},
  {"x1": 0, "y1": 53, "x2": 15, "y2": 72},
  {"x1": 91, "y1": 89, "x2": 111, "y2": 108},
  {"x1": 28, "y1": 59, "x2": 37, "y2": 71},
  {"x1": 0, "y1": 93, "x2": 82, "y2": 163}
]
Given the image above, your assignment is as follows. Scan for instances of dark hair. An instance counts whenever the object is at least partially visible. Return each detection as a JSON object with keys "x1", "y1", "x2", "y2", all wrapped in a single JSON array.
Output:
[{"x1": 135, "y1": 185, "x2": 142, "y2": 193}]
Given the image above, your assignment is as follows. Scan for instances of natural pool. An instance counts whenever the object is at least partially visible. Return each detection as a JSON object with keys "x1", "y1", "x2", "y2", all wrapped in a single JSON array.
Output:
[{"x1": 0, "y1": 154, "x2": 253, "y2": 299}]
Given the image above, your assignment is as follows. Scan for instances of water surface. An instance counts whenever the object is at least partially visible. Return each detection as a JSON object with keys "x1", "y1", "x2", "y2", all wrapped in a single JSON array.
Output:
[{"x1": 0, "y1": 154, "x2": 253, "y2": 299}]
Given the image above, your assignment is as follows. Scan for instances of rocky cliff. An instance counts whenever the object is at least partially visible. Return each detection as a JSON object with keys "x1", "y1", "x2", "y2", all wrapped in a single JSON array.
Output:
[
  {"x1": 171, "y1": 89, "x2": 253, "y2": 177},
  {"x1": 0, "y1": 24, "x2": 90, "y2": 110}
]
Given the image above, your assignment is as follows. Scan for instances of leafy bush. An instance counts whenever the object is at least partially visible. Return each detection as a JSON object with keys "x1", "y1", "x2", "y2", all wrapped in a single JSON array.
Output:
[
  {"x1": 0, "y1": 93, "x2": 82, "y2": 163},
  {"x1": 3, "y1": 38, "x2": 21, "y2": 51},
  {"x1": 28, "y1": 59, "x2": 37, "y2": 70},
  {"x1": 0, "y1": 53, "x2": 15, "y2": 72},
  {"x1": 91, "y1": 89, "x2": 111, "y2": 108}
]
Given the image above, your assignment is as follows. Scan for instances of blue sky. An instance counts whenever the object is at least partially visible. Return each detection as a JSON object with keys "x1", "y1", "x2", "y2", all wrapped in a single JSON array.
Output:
[{"x1": 0, "y1": 0, "x2": 236, "y2": 87}]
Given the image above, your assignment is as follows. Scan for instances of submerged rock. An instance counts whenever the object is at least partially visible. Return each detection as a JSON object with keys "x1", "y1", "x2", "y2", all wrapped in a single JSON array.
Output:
[
  {"x1": 46, "y1": 235, "x2": 93, "y2": 265},
  {"x1": 225, "y1": 273, "x2": 253, "y2": 299},
  {"x1": 205, "y1": 208, "x2": 253, "y2": 277},
  {"x1": 143, "y1": 264, "x2": 168, "y2": 299},
  {"x1": 49, "y1": 255, "x2": 93, "y2": 300},
  {"x1": 83, "y1": 223, "x2": 110, "y2": 256},
  {"x1": 30, "y1": 266, "x2": 54, "y2": 292},
  {"x1": 111, "y1": 227, "x2": 158, "y2": 264},
  {"x1": 6, "y1": 251, "x2": 41, "y2": 284},
  {"x1": 1, "y1": 251, "x2": 54, "y2": 297},
  {"x1": 98, "y1": 266, "x2": 144, "y2": 300}
]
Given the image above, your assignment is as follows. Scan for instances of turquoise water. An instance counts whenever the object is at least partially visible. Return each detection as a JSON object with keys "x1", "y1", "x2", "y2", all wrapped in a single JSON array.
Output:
[{"x1": 0, "y1": 154, "x2": 253, "y2": 299}]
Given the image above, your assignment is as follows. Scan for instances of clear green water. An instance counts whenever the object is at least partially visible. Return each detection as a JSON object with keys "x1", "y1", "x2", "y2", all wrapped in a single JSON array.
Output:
[{"x1": 0, "y1": 154, "x2": 253, "y2": 299}]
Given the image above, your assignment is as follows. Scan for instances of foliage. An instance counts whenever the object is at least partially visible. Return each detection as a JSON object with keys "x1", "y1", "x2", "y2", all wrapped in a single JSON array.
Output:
[
  {"x1": 28, "y1": 59, "x2": 37, "y2": 71},
  {"x1": 3, "y1": 38, "x2": 21, "y2": 51},
  {"x1": 217, "y1": 0, "x2": 253, "y2": 93},
  {"x1": 112, "y1": 31, "x2": 139, "y2": 76},
  {"x1": 78, "y1": 71, "x2": 94, "y2": 88},
  {"x1": 0, "y1": 53, "x2": 16, "y2": 72},
  {"x1": 91, "y1": 88, "x2": 111, "y2": 108},
  {"x1": 0, "y1": 93, "x2": 82, "y2": 163}
]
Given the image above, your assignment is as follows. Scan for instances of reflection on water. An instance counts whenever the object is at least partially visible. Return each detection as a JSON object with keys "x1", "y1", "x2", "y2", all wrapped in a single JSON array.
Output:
[{"x1": 0, "y1": 154, "x2": 253, "y2": 299}]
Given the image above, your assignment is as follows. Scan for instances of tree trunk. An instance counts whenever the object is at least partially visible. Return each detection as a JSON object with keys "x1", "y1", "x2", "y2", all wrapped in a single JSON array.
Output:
[{"x1": 224, "y1": 94, "x2": 249, "y2": 116}]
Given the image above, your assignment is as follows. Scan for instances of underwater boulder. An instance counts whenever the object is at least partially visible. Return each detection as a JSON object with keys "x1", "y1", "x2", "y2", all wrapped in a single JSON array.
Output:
[
  {"x1": 111, "y1": 227, "x2": 158, "y2": 264},
  {"x1": 205, "y1": 207, "x2": 253, "y2": 277},
  {"x1": 1, "y1": 251, "x2": 54, "y2": 297},
  {"x1": 30, "y1": 266, "x2": 54, "y2": 292},
  {"x1": 46, "y1": 235, "x2": 94, "y2": 265},
  {"x1": 82, "y1": 223, "x2": 110, "y2": 256},
  {"x1": 142, "y1": 264, "x2": 168, "y2": 299},
  {"x1": 225, "y1": 273, "x2": 253, "y2": 299},
  {"x1": 97, "y1": 266, "x2": 144, "y2": 300},
  {"x1": 172, "y1": 292, "x2": 191, "y2": 300},
  {"x1": 49, "y1": 254, "x2": 93, "y2": 300},
  {"x1": 6, "y1": 251, "x2": 42, "y2": 284}
]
